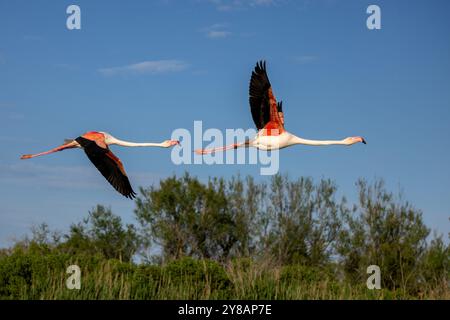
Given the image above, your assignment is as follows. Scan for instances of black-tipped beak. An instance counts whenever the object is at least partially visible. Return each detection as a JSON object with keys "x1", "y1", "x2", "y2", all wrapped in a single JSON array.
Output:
[{"x1": 362, "y1": 138, "x2": 367, "y2": 144}]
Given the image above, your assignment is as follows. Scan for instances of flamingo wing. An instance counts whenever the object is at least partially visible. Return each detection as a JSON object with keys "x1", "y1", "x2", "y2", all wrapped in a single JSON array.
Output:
[
  {"x1": 277, "y1": 100, "x2": 284, "y2": 125},
  {"x1": 249, "y1": 61, "x2": 284, "y2": 133},
  {"x1": 75, "y1": 137, "x2": 136, "y2": 199}
]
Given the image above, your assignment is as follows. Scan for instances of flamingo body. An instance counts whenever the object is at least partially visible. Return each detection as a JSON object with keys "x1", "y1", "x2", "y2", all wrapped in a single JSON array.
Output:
[{"x1": 252, "y1": 131, "x2": 296, "y2": 150}]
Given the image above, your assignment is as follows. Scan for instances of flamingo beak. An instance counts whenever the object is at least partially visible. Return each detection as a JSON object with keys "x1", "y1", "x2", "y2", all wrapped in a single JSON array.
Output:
[{"x1": 361, "y1": 138, "x2": 367, "y2": 144}]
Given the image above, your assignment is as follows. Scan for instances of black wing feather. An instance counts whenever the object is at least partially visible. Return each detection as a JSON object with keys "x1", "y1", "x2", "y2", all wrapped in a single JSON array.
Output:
[
  {"x1": 75, "y1": 137, "x2": 136, "y2": 199},
  {"x1": 277, "y1": 101, "x2": 283, "y2": 112},
  {"x1": 249, "y1": 60, "x2": 272, "y2": 130}
]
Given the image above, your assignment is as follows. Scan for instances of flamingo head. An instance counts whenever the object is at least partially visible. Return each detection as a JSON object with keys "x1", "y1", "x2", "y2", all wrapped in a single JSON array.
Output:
[
  {"x1": 162, "y1": 140, "x2": 180, "y2": 148},
  {"x1": 343, "y1": 136, "x2": 366, "y2": 146}
]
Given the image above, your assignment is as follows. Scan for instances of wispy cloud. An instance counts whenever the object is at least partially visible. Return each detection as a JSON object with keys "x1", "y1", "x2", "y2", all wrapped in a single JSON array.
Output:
[
  {"x1": 208, "y1": 30, "x2": 232, "y2": 38},
  {"x1": 201, "y1": 24, "x2": 232, "y2": 39},
  {"x1": 292, "y1": 55, "x2": 318, "y2": 64},
  {"x1": 0, "y1": 163, "x2": 103, "y2": 189},
  {"x1": 206, "y1": 0, "x2": 277, "y2": 11},
  {"x1": 0, "y1": 162, "x2": 163, "y2": 191},
  {"x1": 250, "y1": 0, "x2": 275, "y2": 6},
  {"x1": 98, "y1": 60, "x2": 189, "y2": 76}
]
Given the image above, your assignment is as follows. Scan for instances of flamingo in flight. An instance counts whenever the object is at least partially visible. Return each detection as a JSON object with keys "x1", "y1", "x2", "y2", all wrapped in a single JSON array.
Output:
[
  {"x1": 196, "y1": 61, "x2": 366, "y2": 154},
  {"x1": 20, "y1": 131, "x2": 179, "y2": 199}
]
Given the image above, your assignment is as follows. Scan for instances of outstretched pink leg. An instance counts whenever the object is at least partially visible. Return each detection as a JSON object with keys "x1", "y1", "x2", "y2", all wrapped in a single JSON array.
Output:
[
  {"x1": 195, "y1": 141, "x2": 249, "y2": 155},
  {"x1": 20, "y1": 141, "x2": 79, "y2": 159}
]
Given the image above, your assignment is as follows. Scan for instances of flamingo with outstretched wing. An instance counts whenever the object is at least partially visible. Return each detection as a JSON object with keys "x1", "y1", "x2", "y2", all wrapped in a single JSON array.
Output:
[
  {"x1": 20, "y1": 131, "x2": 179, "y2": 199},
  {"x1": 196, "y1": 61, "x2": 366, "y2": 154}
]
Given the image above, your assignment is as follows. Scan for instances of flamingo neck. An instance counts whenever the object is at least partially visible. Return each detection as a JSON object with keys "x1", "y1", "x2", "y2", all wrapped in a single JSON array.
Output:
[
  {"x1": 109, "y1": 137, "x2": 164, "y2": 147},
  {"x1": 289, "y1": 135, "x2": 346, "y2": 146}
]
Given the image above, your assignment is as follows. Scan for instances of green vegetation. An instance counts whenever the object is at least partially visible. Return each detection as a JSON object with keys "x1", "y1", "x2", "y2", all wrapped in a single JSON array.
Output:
[{"x1": 0, "y1": 174, "x2": 448, "y2": 299}]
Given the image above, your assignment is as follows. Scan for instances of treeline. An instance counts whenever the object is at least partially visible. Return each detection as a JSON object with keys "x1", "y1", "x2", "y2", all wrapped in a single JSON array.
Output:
[{"x1": 0, "y1": 174, "x2": 448, "y2": 299}]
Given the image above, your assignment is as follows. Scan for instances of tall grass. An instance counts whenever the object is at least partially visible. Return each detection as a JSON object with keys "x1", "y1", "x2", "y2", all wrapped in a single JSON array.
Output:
[{"x1": 1, "y1": 252, "x2": 447, "y2": 300}]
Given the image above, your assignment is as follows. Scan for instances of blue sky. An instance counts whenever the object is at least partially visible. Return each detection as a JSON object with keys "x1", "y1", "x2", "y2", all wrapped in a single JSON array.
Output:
[{"x1": 0, "y1": 0, "x2": 449, "y2": 246}]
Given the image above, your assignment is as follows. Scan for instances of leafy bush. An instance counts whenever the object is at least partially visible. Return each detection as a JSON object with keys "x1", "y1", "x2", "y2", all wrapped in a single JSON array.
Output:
[
  {"x1": 280, "y1": 264, "x2": 333, "y2": 284},
  {"x1": 164, "y1": 257, "x2": 231, "y2": 292}
]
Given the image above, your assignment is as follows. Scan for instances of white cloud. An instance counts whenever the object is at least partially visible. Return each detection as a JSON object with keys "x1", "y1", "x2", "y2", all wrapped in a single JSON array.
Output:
[
  {"x1": 98, "y1": 60, "x2": 189, "y2": 76},
  {"x1": 201, "y1": 24, "x2": 232, "y2": 39},
  {"x1": 208, "y1": 30, "x2": 232, "y2": 38}
]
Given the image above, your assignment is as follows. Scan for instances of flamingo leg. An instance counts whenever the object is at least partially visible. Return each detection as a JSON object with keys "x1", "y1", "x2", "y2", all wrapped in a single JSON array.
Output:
[
  {"x1": 20, "y1": 140, "x2": 79, "y2": 159},
  {"x1": 195, "y1": 141, "x2": 250, "y2": 155}
]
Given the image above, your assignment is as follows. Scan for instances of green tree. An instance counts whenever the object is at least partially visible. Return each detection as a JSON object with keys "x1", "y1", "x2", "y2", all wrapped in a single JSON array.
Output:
[
  {"x1": 337, "y1": 179, "x2": 430, "y2": 293},
  {"x1": 61, "y1": 205, "x2": 141, "y2": 262},
  {"x1": 135, "y1": 174, "x2": 244, "y2": 262},
  {"x1": 264, "y1": 175, "x2": 345, "y2": 266},
  {"x1": 419, "y1": 234, "x2": 449, "y2": 293}
]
